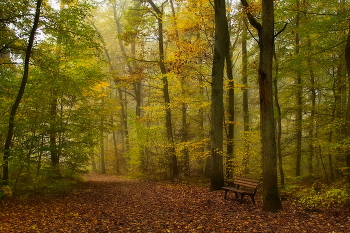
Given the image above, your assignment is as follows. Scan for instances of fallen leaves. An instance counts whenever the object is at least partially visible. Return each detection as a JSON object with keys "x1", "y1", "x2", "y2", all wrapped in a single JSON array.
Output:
[{"x1": 0, "y1": 174, "x2": 349, "y2": 232}]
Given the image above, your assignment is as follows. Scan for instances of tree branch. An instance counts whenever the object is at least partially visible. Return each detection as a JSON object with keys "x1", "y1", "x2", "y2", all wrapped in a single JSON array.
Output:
[
  {"x1": 240, "y1": 0, "x2": 262, "y2": 33},
  {"x1": 274, "y1": 22, "x2": 288, "y2": 38}
]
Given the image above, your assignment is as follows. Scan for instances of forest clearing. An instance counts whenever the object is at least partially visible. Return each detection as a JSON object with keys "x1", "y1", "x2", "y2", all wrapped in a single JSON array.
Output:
[{"x1": 1, "y1": 173, "x2": 349, "y2": 232}]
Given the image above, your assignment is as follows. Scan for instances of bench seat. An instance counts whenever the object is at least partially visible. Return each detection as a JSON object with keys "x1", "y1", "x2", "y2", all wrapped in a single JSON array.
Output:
[{"x1": 222, "y1": 177, "x2": 259, "y2": 204}]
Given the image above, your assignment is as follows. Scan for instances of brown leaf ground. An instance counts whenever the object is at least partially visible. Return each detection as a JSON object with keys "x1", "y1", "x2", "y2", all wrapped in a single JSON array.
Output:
[{"x1": 1, "y1": 174, "x2": 349, "y2": 232}]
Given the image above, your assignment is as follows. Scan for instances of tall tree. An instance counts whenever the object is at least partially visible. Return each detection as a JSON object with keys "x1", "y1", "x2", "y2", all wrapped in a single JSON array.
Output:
[
  {"x1": 273, "y1": 50, "x2": 285, "y2": 188},
  {"x1": 241, "y1": 20, "x2": 251, "y2": 175},
  {"x1": 344, "y1": 22, "x2": 350, "y2": 184},
  {"x1": 169, "y1": 0, "x2": 190, "y2": 176},
  {"x1": 210, "y1": 0, "x2": 229, "y2": 190},
  {"x1": 2, "y1": 0, "x2": 42, "y2": 184},
  {"x1": 241, "y1": 0, "x2": 282, "y2": 212},
  {"x1": 225, "y1": 25, "x2": 236, "y2": 183},
  {"x1": 294, "y1": 0, "x2": 303, "y2": 177},
  {"x1": 147, "y1": 0, "x2": 179, "y2": 180}
]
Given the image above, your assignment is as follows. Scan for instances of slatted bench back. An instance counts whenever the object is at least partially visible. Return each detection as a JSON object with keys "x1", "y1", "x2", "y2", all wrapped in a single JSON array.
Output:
[{"x1": 234, "y1": 177, "x2": 259, "y2": 189}]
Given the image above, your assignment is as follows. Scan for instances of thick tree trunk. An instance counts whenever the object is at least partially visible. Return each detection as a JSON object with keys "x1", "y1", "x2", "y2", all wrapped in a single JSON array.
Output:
[
  {"x1": 210, "y1": 0, "x2": 229, "y2": 191},
  {"x1": 2, "y1": 0, "x2": 42, "y2": 184},
  {"x1": 241, "y1": 0, "x2": 282, "y2": 212},
  {"x1": 259, "y1": 0, "x2": 282, "y2": 212}
]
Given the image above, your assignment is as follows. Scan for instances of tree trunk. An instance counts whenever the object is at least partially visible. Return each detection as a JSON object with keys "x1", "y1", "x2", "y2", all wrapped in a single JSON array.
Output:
[
  {"x1": 273, "y1": 51, "x2": 285, "y2": 188},
  {"x1": 100, "y1": 131, "x2": 106, "y2": 174},
  {"x1": 241, "y1": 0, "x2": 282, "y2": 212},
  {"x1": 344, "y1": 23, "x2": 350, "y2": 184},
  {"x1": 295, "y1": 0, "x2": 303, "y2": 177},
  {"x1": 170, "y1": 0, "x2": 190, "y2": 177},
  {"x1": 259, "y1": 0, "x2": 282, "y2": 212},
  {"x1": 226, "y1": 40, "x2": 235, "y2": 183},
  {"x1": 91, "y1": 154, "x2": 97, "y2": 173},
  {"x1": 181, "y1": 81, "x2": 190, "y2": 176},
  {"x1": 91, "y1": 18, "x2": 131, "y2": 172},
  {"x1": 37, "y1": 135, "x2": 44, "y2": 176},
  {"x1": 2, "y1": 0, "x2": 42, "y2": 184},
  {"x1": 147, "y1": 0, "x2": 178, "y2": 180},
  {"x1": 112, "y1": 131, "x2": 120, "y2": 174},
  {"x1": 307, "y1": 36, "x2": 316, "y2": 176},
  {"x1": 242, "y1": 21, "x2": 250, "y2": 175},
  {"x1": 49, "y1": 95, "x2": 60, "y2": 173},
  {"x1": 210, "y1": 0, "x2": 229, "y2": 191},
  {"x1": 198, "y1": 76, "x2": 209, "y2": 178}
]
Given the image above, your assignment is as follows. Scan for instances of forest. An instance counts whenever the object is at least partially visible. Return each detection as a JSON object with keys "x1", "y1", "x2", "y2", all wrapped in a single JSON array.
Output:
[{"x1": 1, "y1": 0, "x2": 350, "y2": 217}]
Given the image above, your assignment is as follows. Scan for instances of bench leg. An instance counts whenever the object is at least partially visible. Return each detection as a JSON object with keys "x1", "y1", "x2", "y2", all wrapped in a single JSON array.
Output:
[
  {"x1": 240, "y1": 194, "x2": 244, "y2": 204},
  {"x1": 239, "y1": 194, "x2": 256, "y2": 204},
  {"x1": 224, "y1": 190, "x2": 228, "y2": 199},
  {"x1": 251, "y1": 195, "x2": 256, "y2": 205}
]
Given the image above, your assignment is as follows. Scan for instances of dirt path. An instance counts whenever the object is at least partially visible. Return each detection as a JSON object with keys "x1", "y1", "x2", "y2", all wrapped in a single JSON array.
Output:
[{"x1": 1, "y1": 174, "x2": 349, "y2": 232}]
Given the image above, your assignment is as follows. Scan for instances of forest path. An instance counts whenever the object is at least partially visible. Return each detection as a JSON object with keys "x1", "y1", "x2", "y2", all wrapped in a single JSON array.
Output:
[{"x1": 1, "y1": 173, "x2": 349, "y2": 232}]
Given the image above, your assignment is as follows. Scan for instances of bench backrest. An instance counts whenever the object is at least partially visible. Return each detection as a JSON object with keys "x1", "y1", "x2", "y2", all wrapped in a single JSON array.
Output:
[{"x1": 234, "y1": 177, "x2": 259, "y2": 189}]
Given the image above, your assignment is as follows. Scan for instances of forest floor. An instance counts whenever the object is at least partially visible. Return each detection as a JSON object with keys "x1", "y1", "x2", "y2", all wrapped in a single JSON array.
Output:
[{"x1": 1, "y1": 173, "x2": 349, "y2": 232}]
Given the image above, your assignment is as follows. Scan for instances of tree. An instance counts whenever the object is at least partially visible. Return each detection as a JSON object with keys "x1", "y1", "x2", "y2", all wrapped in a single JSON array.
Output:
[
  {"x1": 147, "y1": 0, "x2": 179, "y2": 180},
  {"x1": 241, "y1": 20, "x2": 251, "y2": 175},
  {"x1": 294, "y1": 0, "x2": 303, "y2": 177},
  {"x1": 210, "y1": 0, "x2": 229, "y2": 191},
  {"x1": 225, "y1": 10, "x2": 237, "y2": 183},
  {"x1": 2, "y1": 0, "x2": 42, "y2": 184},
  {"x1": 241, "y1": 0, "x2": 282, "y2": 212},
  {"x1": 344, "y1": 22, "x2": 350, "y2": 184},
  {"x1": 273, "y1": 52, "x2": 285, "y2": 188}
]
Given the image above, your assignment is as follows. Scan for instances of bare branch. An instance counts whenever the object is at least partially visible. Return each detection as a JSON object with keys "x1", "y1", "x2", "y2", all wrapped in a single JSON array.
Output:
[{"x1": 274, "y1": 22, "x2": 288, "y2": 38}]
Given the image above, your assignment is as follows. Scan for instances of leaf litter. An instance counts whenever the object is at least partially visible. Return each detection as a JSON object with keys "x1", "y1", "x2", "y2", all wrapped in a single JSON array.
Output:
[{"x1": 1, "y1": 174, "x2": 349, "y2": 232}]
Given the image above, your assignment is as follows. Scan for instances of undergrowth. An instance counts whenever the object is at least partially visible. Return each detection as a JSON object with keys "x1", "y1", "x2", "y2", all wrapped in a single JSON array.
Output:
[{"x1": 284, "y1": 178, "x2": 350, "y2": 211}]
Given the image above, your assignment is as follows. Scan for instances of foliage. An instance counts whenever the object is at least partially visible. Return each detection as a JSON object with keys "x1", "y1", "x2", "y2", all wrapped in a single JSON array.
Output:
[
  {"x1": 0, "y1": 0, "x2": 112, "y2": 190},
  {"x1": 14, "y1": 171, "x2": 83, "y2": 197},
  {"x1": 285, "y1": 182, "x2": 350, "y2": 210},
  {"x1": 2, "y1": 0, "x2": 350, "y2": 215}
]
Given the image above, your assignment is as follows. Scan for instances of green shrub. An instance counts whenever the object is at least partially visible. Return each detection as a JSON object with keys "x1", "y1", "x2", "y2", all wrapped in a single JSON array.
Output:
[
  {"x1": 0, "y1": 186, "x2": 13, "y2": 199},
  {"x1": 296, "y1": 186, "x2": 350, "y2": 210}
]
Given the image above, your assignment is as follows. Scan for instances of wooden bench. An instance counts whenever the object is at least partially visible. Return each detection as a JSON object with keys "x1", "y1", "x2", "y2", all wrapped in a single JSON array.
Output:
[{"x1": 222, "y1": 177, "x2": 259, "y2": 204}]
